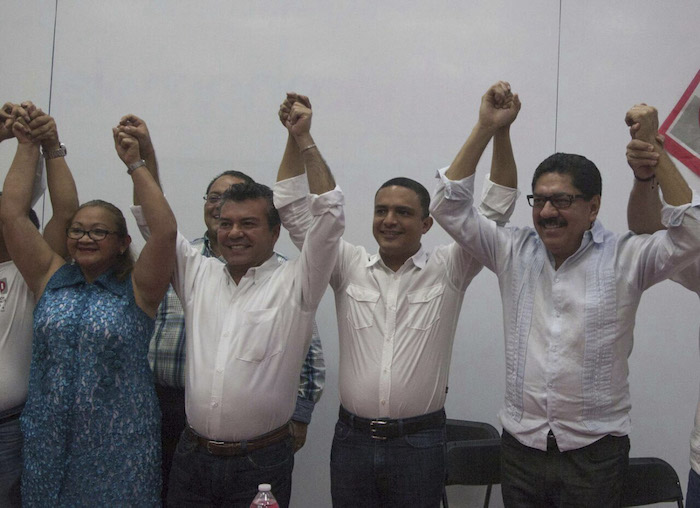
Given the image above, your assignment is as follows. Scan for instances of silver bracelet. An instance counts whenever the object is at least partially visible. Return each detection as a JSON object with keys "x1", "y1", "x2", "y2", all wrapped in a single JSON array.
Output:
[
  {"x1": 300, "y1": 143, "x2": 316, "y2": 153},
  {"x1": 127, "y1": 159, "x2": 146, "y2": 175}
]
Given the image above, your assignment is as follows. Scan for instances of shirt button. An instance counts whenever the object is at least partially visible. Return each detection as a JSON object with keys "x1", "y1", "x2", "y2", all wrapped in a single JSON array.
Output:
[
  {"x1": 381, "y1": 400, "x2": 386, "y2": 405},
  {"x1": 212, "y1": 402, "x2": 219, "y2": 408}
]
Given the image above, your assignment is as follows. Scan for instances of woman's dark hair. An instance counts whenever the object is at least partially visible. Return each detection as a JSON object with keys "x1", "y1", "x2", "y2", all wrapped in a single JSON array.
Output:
[{"x1": 73, "y1": 200, "x2": 134, "y2": 281}]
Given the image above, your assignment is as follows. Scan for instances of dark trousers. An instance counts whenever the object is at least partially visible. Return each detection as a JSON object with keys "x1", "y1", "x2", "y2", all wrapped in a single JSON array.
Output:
[
  {"x1": 330, "y1": 417, "x2": 446, "y2": 507},
  {"x1": 688, "y1": 468, "x2": 700, "y2": 508},
  {"x1": 167, "y1": 429, "x2": 294, "y2": 507},
  {"x1": 501, "y1": 430, "x2": 629, "y2": 508},
  {"x1": 155, "y1": 384, "x2": 186, "y2": 506},
  {"x1": 0, "y1": 413, "x2": 22, "y2": 508}
]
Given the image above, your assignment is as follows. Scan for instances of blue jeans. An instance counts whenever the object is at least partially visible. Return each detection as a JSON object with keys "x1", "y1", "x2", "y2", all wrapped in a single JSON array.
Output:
[
  {"x1": 167, "y1": 430, "x2": 294, "y2": 507},
  {"x1": 330, "y1": 417, "x2": 446, "y2": 507},
  {"x1": 0, "y1": 415, "x2": 22, "y2": 508},
  {"x1": 688, "y1": 468, "x2": 700, "y2": 508},
  {"x1": 501, "y1": 430, "x2": 629, "y2": 508}
]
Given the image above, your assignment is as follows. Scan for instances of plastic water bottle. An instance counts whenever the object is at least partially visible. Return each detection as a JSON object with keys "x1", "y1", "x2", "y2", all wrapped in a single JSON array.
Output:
[{"x1": 250, "y1": 483, "x2": 280, "y2": 507}]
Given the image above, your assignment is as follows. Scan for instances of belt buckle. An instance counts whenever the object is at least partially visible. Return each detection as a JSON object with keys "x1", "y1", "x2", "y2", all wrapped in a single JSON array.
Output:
[
  {"x1": 370, "y1": 420, "x2": 388, "y2": 440},
  {"x1": 206, "y1": 440, "x2": 227, "y2": 454}
]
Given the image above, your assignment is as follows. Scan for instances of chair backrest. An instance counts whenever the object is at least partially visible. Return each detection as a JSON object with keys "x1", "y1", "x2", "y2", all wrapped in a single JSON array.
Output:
[
  {"x1": 445, "y1": 418, "x2": 500, "y2": 442},
  {"x1": 621, "y1": 457, "x2": 684, "y2": 507},
  {"x1": 445, "y1": 438, "x2": 501, "y2": 486}
]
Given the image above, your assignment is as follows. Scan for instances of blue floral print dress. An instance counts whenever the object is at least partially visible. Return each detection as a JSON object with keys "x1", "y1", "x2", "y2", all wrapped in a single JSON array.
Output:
[{"x1": 21, "y1": 264, "x2": 160, "y2": 506}]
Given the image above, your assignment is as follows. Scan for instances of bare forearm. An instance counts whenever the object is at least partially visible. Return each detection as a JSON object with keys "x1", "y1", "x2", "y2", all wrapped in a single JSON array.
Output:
[
  {"x1": 43, "y1": 157, "x2": 79, "y2": 256},
  {"x1": 490, "y1": 126, "x2": 517, "y2": 189},
  {"x1": 653, "y1": 147, "x2": 692, "y2": 206},
  {"x1": 295, "y1": 133, "x2": 335, "y2": 194},
  {"x1": 132, "y1": 167, "x2": 176, "y2": 237},
  {"x1": 1, "y1": 144, "x2": 40, "y2": 221},
  {"x1": 133, "y1": 150, "x2": 160, "y2": 205},
  {"x1": 277, "y1": 133, "x2": 305, "y2": 182},
  {"x1": 445, "y1": 123, "x2": 494, "y2": 181},
  {"x1": 627, "y1": 179, "x2": 664, "y2": 234}
]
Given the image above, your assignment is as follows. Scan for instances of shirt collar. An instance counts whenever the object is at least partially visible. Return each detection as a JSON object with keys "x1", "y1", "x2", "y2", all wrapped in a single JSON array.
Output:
[
  {"x1": 589, "y1": 219, "x2": 606, "y2": 244},
  {"x1": 224, "y1": 253, "x2": 280, "y2": 285},
  {"x1": 46, "y1": 263, "x2": 128, "y2": 297},
  {"x1": 366, "y1": 244, "x2": 429, "y2": 271}
]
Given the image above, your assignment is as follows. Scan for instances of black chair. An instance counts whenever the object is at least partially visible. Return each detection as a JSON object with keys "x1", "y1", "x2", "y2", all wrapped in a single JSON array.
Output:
[
  {"x1": 442, "y1": 419, "x2": 501, "y2": 508},
  {"x1": 621, "y1": 457, "x2": 684, "y2": 507}
]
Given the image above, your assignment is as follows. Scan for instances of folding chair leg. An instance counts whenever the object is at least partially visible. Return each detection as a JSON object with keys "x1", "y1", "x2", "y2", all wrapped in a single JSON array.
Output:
[
  {"x1": 483, "y1": 484, "x2": 492, "y2": 508},
  {"x1": 442, "y1": 487, "x2": 449, "y2": 508}
]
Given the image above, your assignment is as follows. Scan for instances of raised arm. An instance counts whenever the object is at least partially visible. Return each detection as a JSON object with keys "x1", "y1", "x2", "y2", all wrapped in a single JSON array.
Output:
[
  {"x1": 625, "y1": 135, "x2": 665, "y2": 234},
  {"x1": 277, "y1": 93, "x2": 307, "y2": 182},
  {"x1": 283, "y1": 93, "x2": 336, "y2": 194},
  {"x1": 118, "y1": 114, "x2": 161, "y2": 205},
  {"x1": 113, "y1": 122, "x2": 176, "y2": 317},
  {"x1": 0, "y1": 114, "x2": 65, "y2": 297},
  {"x1": 445, "y1": 81, "x2": 520, "y2": 182},
  {"x1": 24, "y1": 104, "x2": 79, "y2": 257},
  {"x1": 625, "y1": 104, "x2": 692, "y2": 206}
]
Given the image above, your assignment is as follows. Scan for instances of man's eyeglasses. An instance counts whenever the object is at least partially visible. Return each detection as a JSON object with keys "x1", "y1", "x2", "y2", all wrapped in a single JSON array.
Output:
[
  {"x1": 527, "y1": 194, "x2": 585, "y2": 209},
  {"x1": 203, "y1": 194, "x2": 222, "y2": 205},
  {"x1": 66, "y1": 227, "x2": 116, "y2": 241}
]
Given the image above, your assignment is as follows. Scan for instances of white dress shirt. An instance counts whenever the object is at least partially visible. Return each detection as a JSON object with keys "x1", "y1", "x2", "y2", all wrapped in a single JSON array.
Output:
[
  {"x1": 0, "y1": 261, "x2": 34, "y2": 412},
  {"x1": 431, "y1": 169, "x2": 700, "y2": 451},
  {"x1": 133, "y1": 187, "x2": 344, "y2": 441},
  {"x1": 275, "y1": 174, "x2": 517, "y2": 419}
]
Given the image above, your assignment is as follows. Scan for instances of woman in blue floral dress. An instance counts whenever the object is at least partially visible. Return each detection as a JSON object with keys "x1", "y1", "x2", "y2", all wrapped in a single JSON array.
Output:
[{"x1": 0, "y1": 109, "x2": 176, "y2": 506}]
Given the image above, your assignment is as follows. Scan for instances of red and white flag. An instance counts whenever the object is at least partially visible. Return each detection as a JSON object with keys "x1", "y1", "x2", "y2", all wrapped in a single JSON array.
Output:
[{"x1": 659, "y1": 69, "x2": 700, "y2": 176}]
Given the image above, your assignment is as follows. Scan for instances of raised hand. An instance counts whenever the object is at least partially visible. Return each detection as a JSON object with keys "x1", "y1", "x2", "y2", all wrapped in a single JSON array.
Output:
[
  {"x1": 26, "y1": 106, "x2": 60, "y2": 151},
  {"x1": 117, "y1": 114, "x2": 154, "y2": 158},
  {"x1": 478, "y1": 81, "x2": 521, "y2": 132},
  {"x1": 284, "y1": 92, "x2": 313, "y2": 139},
  {"x1": 1, "y1": 102, "x2": 31, "y2": 142},
  {"x1": 625, "y1": 103, "x2": 659, "y2": 143},
  {"x1": 626, "y1": 138, "x2": 659, "y2": 180},
  {"x1": 112, "y1": 127, "x2": 141, "y2": 166},
  {"x1": 0, "y1": 103, "x2": 18, "y2": 141}
]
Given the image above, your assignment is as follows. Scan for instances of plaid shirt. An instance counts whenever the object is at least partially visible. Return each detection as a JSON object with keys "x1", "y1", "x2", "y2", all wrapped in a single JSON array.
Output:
[{"x1": 147, "y1": 234, "x2": 325, "y2": 423}]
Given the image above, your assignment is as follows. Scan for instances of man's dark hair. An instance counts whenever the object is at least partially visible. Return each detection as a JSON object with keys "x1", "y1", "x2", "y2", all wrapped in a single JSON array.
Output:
[
  {"x1": 219, "y1": 182, "x2": 281, "y2": 230},
  {"x1": 205, "y1": 170, "x2": 255, "y2": 195},
  {"x1": 0, "y1": 191, "x2": 40, "y2": 229},
  {"x1": 531, "y1": 153, "x2": 602, "y2": 199},
  {"x1": 376, "y1": 177, "x2": 431, "y2": 219}
]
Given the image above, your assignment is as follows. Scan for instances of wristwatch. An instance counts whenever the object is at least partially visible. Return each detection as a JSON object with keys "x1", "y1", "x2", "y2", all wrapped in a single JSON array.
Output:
[
  {"x1": 127, "y1": 159, "x2": 147, "y2": 175},
  {"x1": 43, "y1": 143, "x2": 67, "y2": 160}
]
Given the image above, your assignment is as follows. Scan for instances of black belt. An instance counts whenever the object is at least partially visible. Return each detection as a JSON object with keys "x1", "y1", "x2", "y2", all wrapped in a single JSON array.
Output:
[
  {"x1": 339, "y1": 406, "x2": 445, "y2": 440},
  {"x1": 184, "y1": 422, "x2": 291, "y2": 456}
]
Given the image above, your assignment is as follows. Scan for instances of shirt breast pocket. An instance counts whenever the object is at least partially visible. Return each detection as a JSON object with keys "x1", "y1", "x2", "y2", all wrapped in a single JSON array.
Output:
[
  {"x1": 406, "y1": 284, "x2": 445, "y2": 331},
  {"x1": 234, "y1": 307, "x2": 281, "y2": 363},
  {"x1": 345, "y1": 284, "x2": 380, "y2": 330}
]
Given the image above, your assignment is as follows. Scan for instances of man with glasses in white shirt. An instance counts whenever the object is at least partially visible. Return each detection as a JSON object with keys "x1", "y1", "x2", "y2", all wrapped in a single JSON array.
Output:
[{"x1": 430, "y1": 98, "x2": 700, "y2": 507}]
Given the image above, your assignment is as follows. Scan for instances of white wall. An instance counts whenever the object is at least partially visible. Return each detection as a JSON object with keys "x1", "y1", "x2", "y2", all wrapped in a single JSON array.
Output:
[{"x1": 2, "y1": 1, "x2": 699, "y2": 506}]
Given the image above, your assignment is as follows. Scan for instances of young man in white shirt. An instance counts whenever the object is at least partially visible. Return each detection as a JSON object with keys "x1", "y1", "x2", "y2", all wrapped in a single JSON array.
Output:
[{"x1": 274, "y1": 85, "x2": 520, "y2": 507}]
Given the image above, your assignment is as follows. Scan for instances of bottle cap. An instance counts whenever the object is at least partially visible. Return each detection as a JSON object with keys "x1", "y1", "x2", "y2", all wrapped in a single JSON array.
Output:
[{"x1": 258, "y1": 484, "x2": 271, "y2": 492}]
